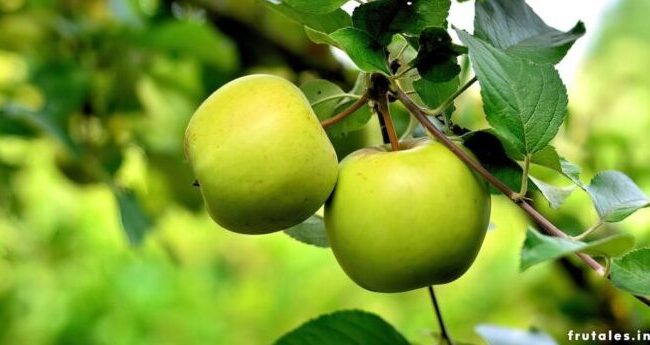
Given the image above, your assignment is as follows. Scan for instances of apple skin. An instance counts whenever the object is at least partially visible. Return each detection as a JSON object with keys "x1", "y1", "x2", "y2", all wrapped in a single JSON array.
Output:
[
  {"x1": 184, "y1": 74, "x2": 338, "y2": 234},
  {"x1": 325, "y1": 139, "x2": 491, "y2": 292}
]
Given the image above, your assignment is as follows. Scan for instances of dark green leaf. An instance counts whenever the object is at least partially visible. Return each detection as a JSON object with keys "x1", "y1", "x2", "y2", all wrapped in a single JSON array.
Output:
[
  {"x1": 476, "y1": 325, "x2": 557, "y2": 345},
  {"x1": 300, "y1": 79, "x2": 346, "y2": 120},
  {"x1": 529, "y1": 176, "x2": 574, "y2": 209},
  {"x1": 411, "y1": 27, "x2": 464, "y2": 82},
  {"x1": 610, "y1": 248, "x2": 650, "y2": 295},
  {"x1": 284, "y1": 215, "x2": 329, "y2": 248},
  {"x1": 457, "y1": 30, "x2": 568, "y2": 155},
  {"x1": 475, "y1": 0, "x2": 585, "y2": 64},
  {"x1": 283, "y1": 0, "x2": 349, "y2": 14},
  {"x1": 464, "y1": 130, "x2": 526, "y2": 194},
  {"x1": 521, "y1": 227, "x2": 635, "y2": 270},
  {"x1": 412, "y1": 77, "x2": 459, "y2": 110},
  {"x1": 330, "y1": 27, "x2": 389, "y2": 73},
  {"x1": 114, "y1": 188, "x2": 152, "y2": 246},
  {"x1": 586, "y1": 170, "x2": 650, "y2": 222},
  {"x1": 352, "y1": 0, "x2": 450, "y2": 47},
  {"x1": 274, "y1": 310, "x2": 409, "y2": 345}
]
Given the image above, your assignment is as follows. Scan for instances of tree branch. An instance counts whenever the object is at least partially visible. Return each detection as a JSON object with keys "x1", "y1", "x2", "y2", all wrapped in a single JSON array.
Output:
[
  {"x1": 320, "y1": 93, "x2": 369, "y2": 128},
  {"x1": 393, "y1": 87, "x2": 650, "y2": 308}
]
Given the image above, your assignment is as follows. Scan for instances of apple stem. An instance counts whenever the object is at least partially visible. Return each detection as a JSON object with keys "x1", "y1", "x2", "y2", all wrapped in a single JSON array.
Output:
[
  {"x1": 321, "y1": 93, "x2": 369, "y2": 128},
  {"x1": 428, "y1": 286, "x2": 454, "y2": 345},
  {"x1": 376, "y1": 95, "x2": 400, "y2": 151},
  {"x1": 392, "y1": 84, "x2": 650, "y2": 309}
]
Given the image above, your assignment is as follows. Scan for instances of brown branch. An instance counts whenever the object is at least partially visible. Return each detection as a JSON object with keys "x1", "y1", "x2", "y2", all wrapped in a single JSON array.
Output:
[
  {"x1": 375, "y1": 95, "x2": 400, "y2": 151},
  {"x1": 320, "y1": 93, "x2": 369, "y2": 128},
  {"x1": 393, "y1": 87, "x2": 650, "y2": 308}
]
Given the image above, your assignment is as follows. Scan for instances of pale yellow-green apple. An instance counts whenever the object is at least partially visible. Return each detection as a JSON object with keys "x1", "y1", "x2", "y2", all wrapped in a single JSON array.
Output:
[
  {"x1": 325, "y1": 139, "x2": 491, "y2": 292},
  {"x1": 184, "y1": 74, "x2": 338, "y2": 234}
]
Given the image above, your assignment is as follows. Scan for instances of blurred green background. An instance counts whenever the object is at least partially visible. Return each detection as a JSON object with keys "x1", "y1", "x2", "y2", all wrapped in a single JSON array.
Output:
[{"x1": 1, "y1": 0, "x2": 650, "y2": 344}]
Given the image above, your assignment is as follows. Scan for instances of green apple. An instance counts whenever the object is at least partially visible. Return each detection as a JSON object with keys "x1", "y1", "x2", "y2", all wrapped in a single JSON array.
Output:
[
  {"x1": 184, "y1": 74, "x2": 338, "y2": 234},
  {"x1": 325, "y1": 139, "x2": 491, "y2": 292}
]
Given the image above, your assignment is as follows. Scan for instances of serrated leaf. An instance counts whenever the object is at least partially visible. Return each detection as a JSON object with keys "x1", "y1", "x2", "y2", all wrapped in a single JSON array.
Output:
[
  {"x1": 457, "y1": 30, "x2": 568, "y2": 155},
  {"x1": 284, "y1": 215, "x2": 329, "y2": 248},
  {"x1": 412, "y1": 77, "x2": 459, "y2": 110},
  {"x1": 521, "y1": 227, "x2": 635, "y2": 270},
  {"x1": 610, "y1": 248, "x2": 650, "y2": 295},
  {"x1": 476, "y1": 325, "x2": 557, "y2": 345},
  {"x1": 274, "y1": 310, "x2": 409, "y2": 345},
  {"x1": 283, "y1": 0, "x2": 348, "y2": 14},
  {"x1": 464, "y1": 130, "x2": 527, "y2": 194},
  {"x1": 530, "y1": 176, "x2": 575, "y2": 209},
  {"x1": 114, "y1": 188, "x2": 152, "y2": 246},
  {"x1": 330, "y1": 27, "x2": 389, "y2": 73},
  {"x1": 300, "y1": 79, "x2": 345, "y2": 120},
  {"x1": 352, "y1": 0, "x2": 450, "y2": 47},
  {"x1": 475, "y1": 0, "x2": 585, "y2": 64},
  {"x1": 411, "y1": 27, "x2": 464, "y2": 82},
  {"x1": 586, "y1": 171, "x2": 650, "y2": 222},
  {"x1": 560, "y1": 158, "x2": 583, "y2": 187}
]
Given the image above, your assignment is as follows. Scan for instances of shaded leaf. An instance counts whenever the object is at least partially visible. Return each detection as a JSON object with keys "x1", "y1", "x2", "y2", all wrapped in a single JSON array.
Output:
[
  {"x1": 284, "y1": 215, "x2": 329, "y2": 248},
  {"x1": 475, "y1": 0, "x2": 585, "y2": 64},
  {"x1": 330, "y1": 27, "x2": 389, "y2": 73},
  {"x1": 274, "y1": 310, "x2": 409, "y2": 345},
  {"x1": 411, "y1": 27, "x2": 464, "y2": 82},
  {"x1": 412, "y1": 77, "x2": 459, "y2": 110},
  {"x1": 476, "y1": 325, "x2": 557, "y2": 345},
  {"x1": 610, "y1": 248, "x2": 650, "y2": 295},
  {"x1": 266, "y1": 2, "x2": 352, "y2": 37},
  {"x1": 457, "y1": 30, "x2": 568, "y2": 155},
  {"x1": 114, "y1": 188, "x2": 152, "y2": 246},
  {"x1": 581, "y1": 233, "x2": 635, "y2": 258},
  {"x1": 300, "y1": 79, "x2": 346, "y2": 120},
  {"x1": 586, "y1": 171, "x2": 650, "y2": 222}
]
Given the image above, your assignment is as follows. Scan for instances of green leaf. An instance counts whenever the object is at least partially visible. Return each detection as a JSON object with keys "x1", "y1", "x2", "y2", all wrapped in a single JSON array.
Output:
[
  {"x1": 114, "y1": 188, "x2": 152, "y2": 246},
  {"x1": 138, "y1": 20, "x2": 239, "y2": 72},
  {"x1": 476, "y1": 325, "x2": 557, "y2": 345},
  {"x1": 300, "y1": 79, "x2": 346, "y2": 120},
  {"x1": 560, "y1": 158, "x2": 584, "y2": 187},
  {"x1": 412, "y1": 77, "x2": 459, "y2": 110},
  {"x1": 610, "y1": 248, "x2": 650, "y2": 296},
  {"x1": 581, "y1": 233, "x2": 635, "y2": 258},
  {"x1": 521, "y1": 227, "x2": 635, "y2": 270},
  {"x1": 283, "y1": 0, "x2": 348, "y2": 14},
  {"x1": 284, "y1": 215, "x2": 329, "y2": 248},
  {"x1": 475, "y1": 0, "x2": 585, "y2": 64},
  {"x1": 529, "y1": 176, "x2": 575, "y2": 209},
  {"x1": 325, "y1": 100, "x2": 373, "y2": 138},
  {"x1": 586, "y1": 171, "x2": 650, "y2": 222},
  {"x1": 352, "y1": 0, "x2": 450, "y2": 47},
  {"x1": 330, "y1": 27, "x2": 389, "y2": 73},
  {"x1": 266, "y1": 2, "x2": 351, "y2": 34},
  {"x1": 274, "y1": 310, "x2": 409, "y2": 345},
  {"x1": 457, "y1": 30, "x2": 568, "y2": 155},
  {"x1": 411, "y1": 27, "x2": 464, "y2": 82},
  {"x1": 464, "y1": 130, "x2": 527, "y2": 194}
]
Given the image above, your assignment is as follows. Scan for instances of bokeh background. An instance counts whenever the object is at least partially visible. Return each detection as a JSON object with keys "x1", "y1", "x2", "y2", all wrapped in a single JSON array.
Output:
[{"x1": 1, "y1": 0, "x2": 649, "y2": 344}]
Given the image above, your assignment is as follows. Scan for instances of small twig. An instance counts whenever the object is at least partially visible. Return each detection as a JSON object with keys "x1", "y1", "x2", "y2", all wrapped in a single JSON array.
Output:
[
  {"x1": 573, "y1": 220, "x2": 604, "y2": 241},
  {"x1": 428, "y1": 286, "x2": 454, "y2": 345},
  {"x1": 513, "y1": 155, "x2": 531, "y2": 200},
  {"x1": 320, "y1": 93, "x2": 369, "y2": 128},
  {"x1": 424, "y1": 76, "x2": 477, "y2": 116},
  {"x1": 310, "y1": 93, "x2": 361, "y2": 107}
]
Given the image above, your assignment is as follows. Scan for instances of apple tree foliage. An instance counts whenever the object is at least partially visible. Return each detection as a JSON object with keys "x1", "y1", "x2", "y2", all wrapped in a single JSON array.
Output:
[
  {"x1": 0, "y1": 0, "x2": 649, "y2": 343},
  {"x1": 265, "y1": 0, "x2": 650, "y2": 343}
]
